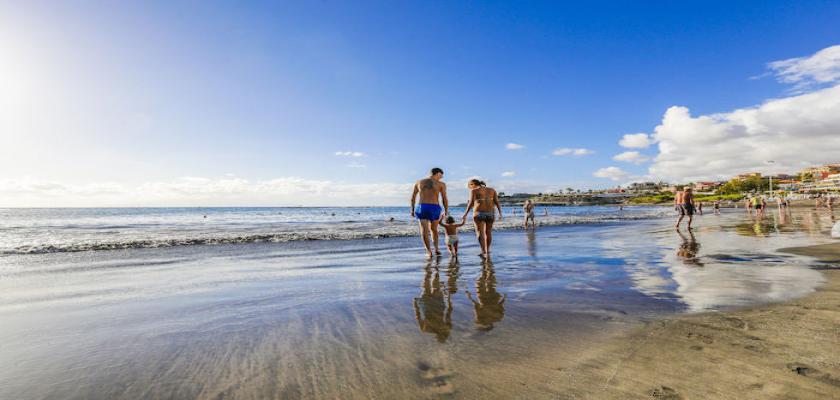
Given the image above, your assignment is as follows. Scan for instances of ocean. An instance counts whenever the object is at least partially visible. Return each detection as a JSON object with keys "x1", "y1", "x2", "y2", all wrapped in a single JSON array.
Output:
[{"x1": 0, "y1": 206, "x2": 668, "y2": 255}]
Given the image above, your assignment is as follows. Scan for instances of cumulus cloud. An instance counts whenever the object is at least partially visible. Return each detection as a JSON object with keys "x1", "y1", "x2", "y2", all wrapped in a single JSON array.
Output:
[
  {"x1": 619, "y1": 133, "x2": 654, "y2": 149},
  {"x1": 501, "y1": 171, "x2": 516, "y2": 177},
  {"x1": 0, "y1": 177, "x2": 412, "y2": 207},
  {"x1": 613, "y1": 151, "x2": 650, "y2": 164},
  {"x1": 335, "y1": 151, "x2": 365, "y2": 157},
  {"x1": 505, "y1": 143, "x2": 525, "y2": 150},
  {"x1": 647, "y1": 84, "x2": 840, "y2": 183},
  {"x1": 553, "y1": 147, "x2": 594, "y2": 156},
  {"x1": 593, "y1": 166, "x2": 630, "y2": 181},
  {"x1": 767, "y1": 45, "x2": 840, "y2": 92}
]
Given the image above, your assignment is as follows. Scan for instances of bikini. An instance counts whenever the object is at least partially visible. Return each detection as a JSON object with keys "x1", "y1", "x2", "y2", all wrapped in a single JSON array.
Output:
[{"x1": 474, "y1": 190, "x2": 496, "y2": 222}]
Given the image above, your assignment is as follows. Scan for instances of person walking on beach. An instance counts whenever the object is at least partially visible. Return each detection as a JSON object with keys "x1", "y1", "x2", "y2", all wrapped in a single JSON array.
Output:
[
  {"x1": 523, "y1": 199, "x2": 536, "y2": 229},
  {"x1": 676, "y1": 187, "x2": 695, "y2": 230},
  {"x1": 462, "y1": 179, "x2": 503, "y2": 257},
  {"x1": 410, "y1": 168, "x2": 449, "y2": 258},
  {"x1": 674, "y1": 187, "x2": 685, "y2": 215},
  {"x1": 439, "y1": 215, "x2": 466, "y2": 258}
]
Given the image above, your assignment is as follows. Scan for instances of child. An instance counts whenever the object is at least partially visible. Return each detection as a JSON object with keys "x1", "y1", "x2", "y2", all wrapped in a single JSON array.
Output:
[{"x1": 440, "y1": 215, "x2": 466, "y2": 257}]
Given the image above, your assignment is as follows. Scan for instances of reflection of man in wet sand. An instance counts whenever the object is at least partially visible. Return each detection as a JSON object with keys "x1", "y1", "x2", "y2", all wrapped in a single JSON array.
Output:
[
  {"x1": 676, "y1": 230, "x2": 702, "y2": 266},
  {"x1": 466, "y1": 259, "x2": 506, "y2": 331},
  {"x1": 410, "y1": 168, "x2": 449, "y2": 258},
  {"x1": 413, "y1": 261, "x2": 453, "y2": 342}
]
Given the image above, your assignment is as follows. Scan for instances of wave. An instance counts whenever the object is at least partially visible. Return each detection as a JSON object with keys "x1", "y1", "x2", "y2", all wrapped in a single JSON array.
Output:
[{"x1": 2, "y1": 211, "x2": 669, "y2": 255}]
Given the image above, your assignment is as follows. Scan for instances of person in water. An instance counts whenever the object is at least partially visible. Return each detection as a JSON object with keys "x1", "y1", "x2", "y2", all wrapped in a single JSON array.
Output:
[
  {"x1": 676, "y1": 187, "x2": 695, "y2": 230},
  {"x1": 410, "y1": 167, "x2": 449, "y2": 258},
  {"x1": 439, "y1": 215, "x2": 467, "y2": 257},
  {"x1": 462, "y1": 179, "x2": 503, "y2": 257},
  {"x1": 523, "y1": 199, "x2": 536, "y2": 229}
]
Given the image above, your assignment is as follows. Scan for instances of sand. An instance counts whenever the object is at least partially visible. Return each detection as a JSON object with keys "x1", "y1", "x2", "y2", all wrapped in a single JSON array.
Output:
[{"x1": 554, "y1": 242, "x2": 840, "y2": 399}]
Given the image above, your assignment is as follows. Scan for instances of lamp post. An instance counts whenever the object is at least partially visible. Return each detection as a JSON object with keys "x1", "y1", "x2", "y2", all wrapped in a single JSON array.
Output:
[{"x1": 766, "y1": 160, "x2": 776, "y2": 198}]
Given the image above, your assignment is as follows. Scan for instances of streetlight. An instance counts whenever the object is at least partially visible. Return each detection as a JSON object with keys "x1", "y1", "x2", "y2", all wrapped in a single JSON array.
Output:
[{"x1": 765, "y1": 160, "x2": 776, "y2": 198}]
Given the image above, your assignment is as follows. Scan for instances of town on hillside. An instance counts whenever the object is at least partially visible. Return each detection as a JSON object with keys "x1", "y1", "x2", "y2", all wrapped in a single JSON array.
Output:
[{"x1": 497, "y1": 163, "x2": 840, "y2": 206}]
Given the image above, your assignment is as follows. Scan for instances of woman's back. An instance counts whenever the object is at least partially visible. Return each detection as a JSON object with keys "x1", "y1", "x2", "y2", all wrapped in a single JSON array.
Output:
[{"x1": 473, "y1": 187, "x2": 496, "y2": 212}]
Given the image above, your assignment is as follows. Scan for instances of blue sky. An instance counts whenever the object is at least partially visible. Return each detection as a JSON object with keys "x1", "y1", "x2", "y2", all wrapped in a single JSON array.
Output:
[{"x1": 2, "y1": 1, "x2": 840, "y2": 206}]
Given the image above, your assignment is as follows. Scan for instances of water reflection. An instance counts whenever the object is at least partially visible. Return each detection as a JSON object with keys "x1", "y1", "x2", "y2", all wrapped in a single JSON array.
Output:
[
  {"x1": 526, "y1": 230, "x2": 537, "y2": 257},
  {"x1": 467, "y1": 259, "x2": 506, "y2": 331},
  {"x1": 413, "y1": 260, "x2": 453, "y2": 342},
  {"x1": 676, "y1": 230, "x2": 702, "y2": 266}
]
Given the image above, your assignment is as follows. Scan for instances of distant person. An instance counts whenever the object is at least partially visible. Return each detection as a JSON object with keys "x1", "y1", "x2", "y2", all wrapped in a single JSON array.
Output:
[
  {"x1": 713, "y1": 200, "x2": 721, "y2": 215},
  {"x1": 410, "y1": 167, "x2": 449, "y2": 258},
  {"x1": 674, "y1": 188, "x2": 685, "y2": 215},
  {"x1": 696, "y1": 201, "x2": 703, "y2": 215},
  {"x1": 751, "y1": 196, "x2": 762, "y2": 215},
  {"x1": 462, "y1": 179, "x2": 503, "y2": 257},
  {"x1": 439, "y1": 215, "x2": 466, "y2": 258},
  {"x1": 744, "y1": 197, "x2": 752, "y2": 214},
  {"x1": 523, "y1": 199, "x2": 536, "y2": 229},
  {"x1": 676, "y1": 187, "x2": 695, "y2": 230}
]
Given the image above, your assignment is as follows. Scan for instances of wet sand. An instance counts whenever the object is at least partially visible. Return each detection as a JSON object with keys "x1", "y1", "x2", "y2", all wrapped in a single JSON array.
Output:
[
  {"x1": 554, "y1": 242, "x2": 840, "y2": 399},
  {"x1": 1, "y1": 208, "x2": 838, "y2": 399}
]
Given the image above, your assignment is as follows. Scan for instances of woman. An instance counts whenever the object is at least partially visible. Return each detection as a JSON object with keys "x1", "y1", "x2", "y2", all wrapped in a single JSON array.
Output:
[
  {"x1": 523, "y1": 199, "x2": 536, "y2": 229},
  {"x1": 462, "y1": 179, "x2": 503, "y2": 257}
]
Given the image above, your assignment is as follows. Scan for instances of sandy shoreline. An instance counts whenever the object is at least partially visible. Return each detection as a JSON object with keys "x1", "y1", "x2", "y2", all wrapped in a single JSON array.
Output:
[{"x1": 554, "y1": 242, "x2": 840, "y2": 399}]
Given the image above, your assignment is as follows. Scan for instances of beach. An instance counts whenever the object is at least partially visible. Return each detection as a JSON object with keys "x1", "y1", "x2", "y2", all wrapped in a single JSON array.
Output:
[
  {"x1": 553, "y1": 243, "x2": 840, "y2": 399},
  {"x1": 0, "y1": 207, "x2": 838, "y2": 399}
]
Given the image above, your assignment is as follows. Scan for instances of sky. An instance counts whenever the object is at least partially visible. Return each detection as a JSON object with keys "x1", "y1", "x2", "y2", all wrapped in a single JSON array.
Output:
[{"x1": 2, "y1": 1, "x2": 840, "y2": 206}]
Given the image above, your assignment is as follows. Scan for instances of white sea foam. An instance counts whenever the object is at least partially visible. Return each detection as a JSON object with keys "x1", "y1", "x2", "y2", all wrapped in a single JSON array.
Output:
[{"x1": 0, "y1": 206, "x2": 670, "y2": 255}]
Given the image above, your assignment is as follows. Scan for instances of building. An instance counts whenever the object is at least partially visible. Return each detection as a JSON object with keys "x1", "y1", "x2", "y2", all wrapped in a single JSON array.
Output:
[
  {"x1": 735, "y1": 172, "x2": 761, "y2": 180},
  {"x1": 802, "y1": 173, "x2": 840, "y2": 192},
  {"x1": 692, "y1": 181, "x2": 721, "y2": 192},
  {"x1": 799, "y1": 164, "x2": 840, "y2": 181},
  {"x1": 626, "y1": 182, "x2": 664, "y2": 193}
]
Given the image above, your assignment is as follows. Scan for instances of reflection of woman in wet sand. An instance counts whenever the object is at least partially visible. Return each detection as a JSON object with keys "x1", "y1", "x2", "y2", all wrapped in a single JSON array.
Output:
[
  {"x1": 413, "y1": 261, "x2": 453, "y2": 342},
  {"x1": 466, "y1": 259, "x2": 506, "y2": 331},
  {"x1": 676, "y1": 230, "x2": 702, "y2": 266}
]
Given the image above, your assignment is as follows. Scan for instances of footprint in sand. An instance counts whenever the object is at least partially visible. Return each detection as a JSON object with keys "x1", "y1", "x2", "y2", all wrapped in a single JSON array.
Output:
[
  {"x1": 417, "y1": 361, "x2": 456, "y2": 395},
  {"x1": 787, "y1": 362, "x2": 840, "y2": 388},
  {"x1": 647, "y1": 385, "x2": 683, "y2": 399},
  {"x1": 686, "y1": 332, "x2": 714, "y2": 344}
]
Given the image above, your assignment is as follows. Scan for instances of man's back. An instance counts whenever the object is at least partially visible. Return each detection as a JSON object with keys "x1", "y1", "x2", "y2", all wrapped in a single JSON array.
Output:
[{"x1": 417, "y1": 178, "x2": 445, "y2": 204}]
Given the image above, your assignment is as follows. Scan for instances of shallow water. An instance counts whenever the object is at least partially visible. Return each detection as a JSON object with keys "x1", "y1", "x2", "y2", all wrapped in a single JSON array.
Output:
[
  {"x1": 0, "y1": 208, "x2": 837, "y2": 399},
  {"x1": 0, "y1": 206, "x2": 667, "y2": 254}
]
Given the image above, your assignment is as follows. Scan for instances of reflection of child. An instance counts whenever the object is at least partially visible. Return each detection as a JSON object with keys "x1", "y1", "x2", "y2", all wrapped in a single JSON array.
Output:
[{"x1": 439, "y1": 215, "x2": 466, "y2": 257}]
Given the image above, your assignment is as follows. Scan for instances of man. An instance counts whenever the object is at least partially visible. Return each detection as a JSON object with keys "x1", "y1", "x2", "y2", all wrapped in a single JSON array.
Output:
[
  {"x1": 676, "y1": 187, "x2": 695, "y2": 230},
  {"x1": 410, "y1": 167, "x2": 449, "y2": 258},
  {"x1": 673, "y1": 187, "x2": 684, "y2": 217}
]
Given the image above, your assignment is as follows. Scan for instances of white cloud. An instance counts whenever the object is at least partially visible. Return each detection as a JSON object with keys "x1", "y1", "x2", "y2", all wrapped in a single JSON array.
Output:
[
  {"x1": 501, "y1": 171, "x2": 516, "y2": 177},
  {"x1": 613, "y1": 151, "x2": 650, "y2": 164},
  {"x1": 767, "y1": 45, "x2": 840, "y2": 92},
  {"x1": 0, "y1": 177, "x2": 412, "y2": 207},
  {"x1": 553, "y1": 147, "x2": 594, "y2": 156},
  {"x1": 505, "y1": 143, "x2": 525, "y2": 150},
  {"x1": 646, "y1": 83, "x2": 840, "y2": 183},
  {"x1": 346, "y1": 162, "x2": 367, "y2": 169},
  {"x1": 593, "y1": 166, "x2": 630, "y2": 181},
  {"x1": 334, "y1": 151, "x2": 365, "y2": 157},
  {"x1": 619, "y1": 133, "x2": 653, "y2": 149}
]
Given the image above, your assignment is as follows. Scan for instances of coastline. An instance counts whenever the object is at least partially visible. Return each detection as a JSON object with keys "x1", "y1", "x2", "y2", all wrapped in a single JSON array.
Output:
[{"x1": 555, "y1": 242, "x2": 840, "y2": 399}]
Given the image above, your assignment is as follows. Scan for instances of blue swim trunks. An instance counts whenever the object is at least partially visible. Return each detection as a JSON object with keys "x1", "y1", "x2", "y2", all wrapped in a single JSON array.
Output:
[{"x1": 415, "y1": 204, "x2": 442, "y2": 221}]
